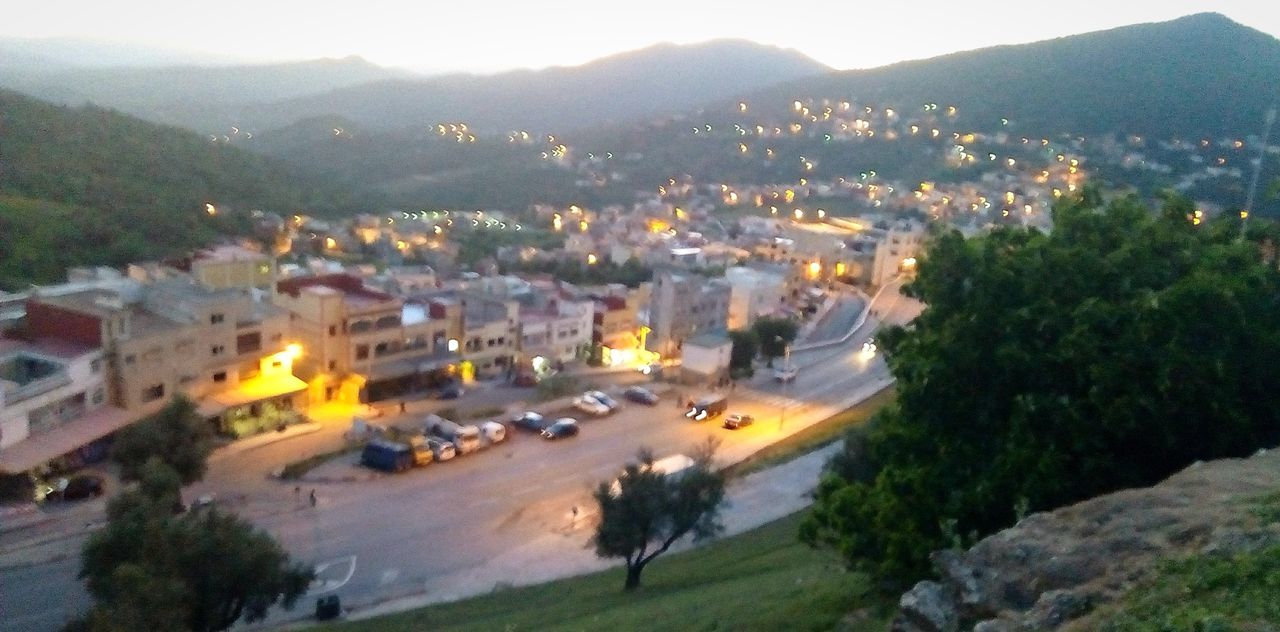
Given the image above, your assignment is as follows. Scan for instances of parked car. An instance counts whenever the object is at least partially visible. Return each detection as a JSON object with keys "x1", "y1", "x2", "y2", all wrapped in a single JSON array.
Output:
[
  {"x1": 406, "y1": 436, "x2": 435, "y2": 466},
  {"x1": 541, "y1": 418, "x2": 580, "y2": 440},
  {"x1": 361, "y1": 439, "x2": 414, "y2": 472},
  {"x1": 479, "y1": 421, "x2": 507, "y2": 445},
  {"x1": 773, "y1": 363, "x2": 798, "y2": 383},
  {"x1": 584, "y1": 390, "x2": 620, "y2": 412},
  {"x1": 511, "y1": 411, "x2": 548, "y2": 432},
  {"x1": 610, "y1": 454, "x2": 695, "y2": 495},
  {"x1": 639, "y1": 362, "x2": 663, "y2": 376},
  {"x1": 722, "y1": 413, "x2": 755, "y2": 430},
  {"x1": 424, "y1": 437, "x2": 457, "y2": 461},
  {"x1": 424, "y1": 414, "x2": 482, "y2": 454},
  {"x1": 60, "y1": 474, "x2": 105, "y2": 500},
  {"x1": 572, "y1": 395, "x2": 611, "y2": 417},
  {"x1": 623, "y1": 386, "x2": 660, "y2": 406},
  {"x1": 436, "y1": 382, "x2": 465, "y2": 399}
]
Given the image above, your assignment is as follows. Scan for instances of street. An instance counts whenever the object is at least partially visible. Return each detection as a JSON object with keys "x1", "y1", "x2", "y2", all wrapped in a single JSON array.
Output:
[{"x1": 0, "y1": 283, "x2": 921, "y2": 632}]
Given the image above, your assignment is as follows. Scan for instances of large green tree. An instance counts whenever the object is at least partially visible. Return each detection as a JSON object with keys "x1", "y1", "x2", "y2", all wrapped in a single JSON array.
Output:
[
  {"x1": 592, "y1": 447, "x2": 727, "y2": 590},
  {"x1": 74, "y1": 461, "x2": 312, "y2": 632},
  {"x1": 727, "y1": 329, "x2": 759, "y2": 372},
  {"x1": 803, "y1": 192, "x2": 1280, "y2": 584},
  {"x1": 751, "y1": 317, "x2": 799, "y2": 365},
  {"x1": 111, "y1": 396, "x2": 214, "y2": 485}
]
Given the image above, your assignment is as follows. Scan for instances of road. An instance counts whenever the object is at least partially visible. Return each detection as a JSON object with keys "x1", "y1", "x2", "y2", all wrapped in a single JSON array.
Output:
[
  {"x1": 800, "y1": 295, "x2": 866, "y2": 345},
  {"x1": 0, "y1": 283, "x2": 921, "y2": 631}
]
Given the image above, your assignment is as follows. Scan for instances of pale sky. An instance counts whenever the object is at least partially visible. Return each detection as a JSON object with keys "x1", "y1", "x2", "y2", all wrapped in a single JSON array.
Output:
[{"x1": 3, "y1": 0, "x2": 1279, "y2": 73}]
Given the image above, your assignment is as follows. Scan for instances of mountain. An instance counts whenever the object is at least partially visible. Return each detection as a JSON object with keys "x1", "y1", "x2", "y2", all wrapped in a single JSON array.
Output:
[
  {"x1": 0, "y1": 56, "x2": 410, "y2": 130},
  {"x1": 0, "y1": 36, "x2": 244, "y2": 68},
  {"x1": 0, "y1": 89, "x2": 363, "y2": 290},
  {"x1": 751, "y1": 13, "x2": 1280, "y2": 141},
  {"x1": 183, "y1": 39, "x2": 830, "y2": 133}
]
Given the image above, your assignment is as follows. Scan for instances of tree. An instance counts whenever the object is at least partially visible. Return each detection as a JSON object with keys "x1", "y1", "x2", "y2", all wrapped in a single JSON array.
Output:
[
  {"x1": 111, "y1": 396, "x2": 214, "y2": 485},
  {"x1": 727, "y1": 329, "x2": 759, "y2": 372},
  {"x1": 803, "y1": 192, "x2": 1280, "y2": 585},
  {"x1": 592, "y1": 445, "x2": 727, "y2": 590},
  {"x1": 76, "y1": 461, "x2": 312, "y2": 632},
  {"x1": 752, "y1": 317, "x2": 798, "y2": 365}
]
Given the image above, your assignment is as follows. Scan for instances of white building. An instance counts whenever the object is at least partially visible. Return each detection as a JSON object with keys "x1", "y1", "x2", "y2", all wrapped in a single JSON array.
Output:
[
  {"x1": 0, "y1": 337, "x2": 133, "y2": 474},
  {"x1": 679, "y1": 332, "x2": 732, "y2": 386},
  {"x1": 724, "y1": 266, "x2": 788, "y2": 330},
  {"x1": 870, "y1": 219, "x2": 926, "y2": 287},
  {"x1": 518, "y1": 297, "x2": 594, "y2": 367}
]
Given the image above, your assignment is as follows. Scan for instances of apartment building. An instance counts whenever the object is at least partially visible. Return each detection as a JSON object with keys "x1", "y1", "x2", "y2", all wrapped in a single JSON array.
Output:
[
  {"x1": 646, "y1": 272, "x2": 731, "y2": 358},
  {"x1": 275, "y1": 274, "x2": 462, "y2": 403}
]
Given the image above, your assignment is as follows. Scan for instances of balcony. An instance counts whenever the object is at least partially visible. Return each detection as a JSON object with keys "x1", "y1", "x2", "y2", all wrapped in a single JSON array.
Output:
[{"x1": 2, "y1": 369, "x2": 72, "y2": 404}]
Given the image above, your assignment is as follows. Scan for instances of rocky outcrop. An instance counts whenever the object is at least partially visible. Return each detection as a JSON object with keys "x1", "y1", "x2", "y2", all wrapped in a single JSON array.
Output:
[{"x1": 892, "y1": 449, "x2": 1280, "y2": 631}]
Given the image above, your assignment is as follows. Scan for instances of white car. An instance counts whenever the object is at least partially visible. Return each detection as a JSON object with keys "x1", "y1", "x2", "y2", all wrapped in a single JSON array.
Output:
[
  {"x1": 774, "y1": 364, "x2": 798, "y2": 383},
  {"x1": 584, "y1": 390, "x2": 620, "y2": 412},
  {"x1": 861, "y1": 338, "x2": 878, "y2": 357},
  {"x1": 572, "y1": 395, "x2": 611, "y2": 417}
]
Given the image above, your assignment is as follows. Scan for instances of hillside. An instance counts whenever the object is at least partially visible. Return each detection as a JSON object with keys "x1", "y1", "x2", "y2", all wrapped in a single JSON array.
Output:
[
  {"x1": 893, "y1": 449, "x2": 1280, "y2": 630},
  {"x1": 0, "y1": 89, "x2": 362, "y2": 290},
  {"x1": 753, "y1": 13, "x2": 1280, "y2": 140},
  {"x1": 0, "y1": 56, "x2": 407, "y2": 130},
  {"x1": 188, "y1": 40, "x2": 829, "y2": 134}
]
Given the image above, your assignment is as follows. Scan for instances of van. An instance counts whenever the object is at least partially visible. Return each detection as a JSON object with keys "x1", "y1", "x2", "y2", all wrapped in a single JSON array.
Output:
[
  {"x1": 361, "y1": 439, "x2": 414, "y2": 473},
  {"x1": 610, "y1": 454, "x2": 696, "y2": 495},
  {"x1": 424, "y1": 415, "x2": 482, "y2": 455}
]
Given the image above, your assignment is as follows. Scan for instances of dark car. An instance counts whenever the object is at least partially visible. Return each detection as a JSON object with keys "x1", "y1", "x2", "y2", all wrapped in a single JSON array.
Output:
[
  {"x1": 722, "y1": 413, "x2": 755, "y2": 430},
  {"x1": 436, "y1": 382, "x2": 465, "y2": 400},
  {"x1": 623, "y1": 386, "x2": 660, "y2": 406},
  {"x1": 511, "y1": 411, "x2": 548, "y2": 432},
  {"x1": 541, "y1": 418, "x2": 580, "y2": 440},
  {"x1": 60, "y1": 474, "x2": 105, "y2": 500}
]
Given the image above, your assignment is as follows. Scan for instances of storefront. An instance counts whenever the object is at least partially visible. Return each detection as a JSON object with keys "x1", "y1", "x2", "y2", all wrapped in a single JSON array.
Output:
[{"x1": 198, "y1": 374, "x2": 308, "y2": 438}]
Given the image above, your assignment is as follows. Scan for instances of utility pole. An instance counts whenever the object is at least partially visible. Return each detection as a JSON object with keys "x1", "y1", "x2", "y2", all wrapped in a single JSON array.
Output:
[{"x1": 1242, "y1": 104, "x2": 1277, "y2": 238}]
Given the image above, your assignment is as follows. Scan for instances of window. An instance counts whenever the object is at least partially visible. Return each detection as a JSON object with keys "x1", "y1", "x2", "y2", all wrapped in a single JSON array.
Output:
[
  {"x1": 328, "y1": 360, "x2": 337, "y2": 371},
  {"x1": 210, "y1": 313, "x2": 225, "y2": 325},
  {"x1": 179, "y1": 375, "x2": 196, "y2": 385},
  {"x1": 270, "y1": 333, "x2": 283, "y2": 342},
  {"x1": 236, "y1": 332, "x2": 262, "y2": 355},
  {"x1": 213, "y1": 371, "x2": 227, "y2": 383},
  {"x1": 211, "y1": 345, "x2": 225, "y2": 356},
  {"x1": 124, "y1": 354, "x2": 136, "y2": 365},
  {"x1": 141, "y1": 384, "x2": 165, "y2": 402},
  {"x1": 355, "y1": 345, "x2": 369, "y2": 360},
  {"x1": 91, "y1": 388, "x2": 105, "y2": 405},
  {"x1": 90, "y1": 359, "x2": 102, "y2": 374},
  {"x1": 329, "y1": 325, "x2": 338, "y2": 337}
]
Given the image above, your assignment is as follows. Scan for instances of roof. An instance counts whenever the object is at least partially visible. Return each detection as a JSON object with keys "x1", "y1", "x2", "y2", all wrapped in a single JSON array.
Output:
[
  {"x1": 0, "y1": 336, "x2": 98, "y2": 361},
  {"x1": 0, "y1": 405, "x2": 140, "y2": 473}
]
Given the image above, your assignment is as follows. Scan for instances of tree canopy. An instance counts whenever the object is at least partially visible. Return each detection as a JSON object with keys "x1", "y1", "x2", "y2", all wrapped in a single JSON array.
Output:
[
  {"x1": 803, "y1": 192, "x2": 1280, "y2": 585},
  {"x1": 592, "y1": 446, "x2": 727, "y2": 590},
  {"x1": 73, "y1": 461, "x2": 312, "y2": 632},
  {"x1": 752, "y1": 317, "x2": 798, "y2": 363},
  {"x1": 111, "y1": 396, "x2": 215, "y2": 486},
  {"x1": 728, "y1": 329, "x2": 759, "y2": 372}
]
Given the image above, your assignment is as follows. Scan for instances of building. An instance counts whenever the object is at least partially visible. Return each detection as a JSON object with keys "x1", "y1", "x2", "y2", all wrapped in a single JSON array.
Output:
[
  {"x1": 679, "y1": 331, "x2": 732, "y2": 386},
  {"x1": 0, "y1": 337, "x2": 133, "y2": 475},
  {"x1": 275, "y1": 274, "x2": 462, "y2": 404},
  {"x1": 646, "y1": 272, "x2": 731, "y2": 358},
  {"x1": 516, "y1": 294, "x2": 594, "y2": 369},
  {"x1": 725, "y1": 265, "x2": 788, "y2": 329},
  {"x1": 24, "y1": 272, "x2": 304, "y2": 439},
  {"x1": 868, "y1": 219, "x2": 925, "y2": 287}
]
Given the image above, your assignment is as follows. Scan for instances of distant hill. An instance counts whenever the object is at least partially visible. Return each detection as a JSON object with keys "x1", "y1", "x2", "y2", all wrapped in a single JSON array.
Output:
[
  {"x1": 165, "y1": 40, "x2": 830, "y2": 133},
  {"x1": 750, "y1": 13, "x2": 1280, "y2": 141},
  {"x1": 0, "y1": 36, "x2": 245, "y2": 68},
  {"x1": 0, "y1": 89, "x2": 363, "y2": 289},
  {"x1": 0, "y1": 56, "x2": 409, "y2": 130}
]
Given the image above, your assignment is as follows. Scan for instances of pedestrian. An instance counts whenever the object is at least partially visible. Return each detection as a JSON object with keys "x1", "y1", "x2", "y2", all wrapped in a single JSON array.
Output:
[
  {"x1": 309, "y1": 489, "x2": 317, "y2": 508},
  {"x1": 399, "y1": 400, "x2": 406, "y2": 413},
  {"x1": 571, "y1": 505, "x2": 580, "y2": 526}
]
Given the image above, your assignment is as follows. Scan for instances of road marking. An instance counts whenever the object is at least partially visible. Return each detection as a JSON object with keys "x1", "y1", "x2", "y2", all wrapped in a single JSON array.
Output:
[{"x1": 311, "y1": 555, "x2": 357, "y2": 593}]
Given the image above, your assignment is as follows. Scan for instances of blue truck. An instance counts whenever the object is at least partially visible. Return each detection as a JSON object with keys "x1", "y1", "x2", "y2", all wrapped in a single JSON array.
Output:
[{"x1": 361, "y1": 439, "x2": 415, "y2": 473}]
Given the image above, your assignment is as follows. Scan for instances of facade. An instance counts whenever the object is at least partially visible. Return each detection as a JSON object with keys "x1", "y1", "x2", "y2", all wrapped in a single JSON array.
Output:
[
  {"x1": 679, "y1": 331, "x2": 732, "y2": 386},
  {"x1": 275, "y1": 274, "x2": 462, "y2": 404},
  {"x1": 725, "y1": 266, "x2": 788, "y2": 330},
  {"x1": 646, "y1": 272, "x2": 731, "y2": 358},
  {"x1": 869, "y1": 219, "x2": 925, "y2": 287},
  {"x1": 0, "y1": 337, "x2": 132, "y2": 474},
  {"x1": 26, "y1": 273, "x2": 304, "y2": 438},
  {"x1": 517, "y1": 296, "x2": 594, "y2": 368}
]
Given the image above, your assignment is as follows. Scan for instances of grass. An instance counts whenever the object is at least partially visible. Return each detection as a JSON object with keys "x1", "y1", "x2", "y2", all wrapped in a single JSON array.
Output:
[
  {"x1": 321, "y1": 512, "x2": 890, "y2": 632},
  {"x1": 1080, "y1": 544, "x2": 1280, "y2": 631},
  {"x1": 724, "y1": 386, "x2": 895, "y2": 478},
  {"x1": 279, "y1": 445, "x2": 363, "y2": 480}
]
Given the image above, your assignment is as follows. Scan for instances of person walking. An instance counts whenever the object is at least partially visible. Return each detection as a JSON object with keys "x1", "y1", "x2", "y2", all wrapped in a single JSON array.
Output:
[{"x1": 309, "y1": 489, "x2": 317, "y2": 508}]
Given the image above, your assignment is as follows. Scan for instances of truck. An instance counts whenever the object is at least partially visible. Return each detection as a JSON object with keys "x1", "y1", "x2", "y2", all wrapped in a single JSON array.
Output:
[
  {"x1": 424, "y1": 414, "x2": 482, "y2": 455},
  {"x1": 361, "y1": 439, "x2": 415, "y2": 473},
  {"x1": 685, "y1": 394, "x2": 728, "y2": 421}
]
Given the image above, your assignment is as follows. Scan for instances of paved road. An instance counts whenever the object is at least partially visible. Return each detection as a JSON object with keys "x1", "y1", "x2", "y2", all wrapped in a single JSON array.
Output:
[
  {"x1": 0, "y1": 284, "x2": 920, "y2": 632},
  {"x1": 801, "y1": 295, "x2": 866, "y2": 345}
]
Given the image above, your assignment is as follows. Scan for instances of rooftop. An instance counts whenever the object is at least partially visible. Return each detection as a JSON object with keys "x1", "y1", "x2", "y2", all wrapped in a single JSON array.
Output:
[{"x1": 685, "y1": 331, "x2": 731, "y2": 348}]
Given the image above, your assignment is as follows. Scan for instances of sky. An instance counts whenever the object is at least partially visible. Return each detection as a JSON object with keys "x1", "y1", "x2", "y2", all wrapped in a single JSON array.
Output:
[{"x1": 2, "y1": 0, "x2": 1279, "y2": 73}]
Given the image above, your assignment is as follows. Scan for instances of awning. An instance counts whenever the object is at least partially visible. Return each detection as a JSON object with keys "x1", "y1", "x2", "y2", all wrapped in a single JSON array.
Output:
[
  {"x1": 205, "y1": 375, "x2": 308, "y2": 410},
  {"x1": 364, "y1": 353, "x2": 456, "y2": 382},
  {"x1": 0, "y1": 405, "x2": 138, "y2": 473}
]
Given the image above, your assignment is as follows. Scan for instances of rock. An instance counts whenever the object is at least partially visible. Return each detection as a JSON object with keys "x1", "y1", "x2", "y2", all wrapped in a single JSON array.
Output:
[
  {"x1": 972, "y1": 620, "x2": 1016, "y2": 632},
  {"x1": 892, "y1": 580, "x2": 958, "y2": 632},
  {"x1": 1024, "y1": 589, "x2": 1093, "y2": 628}
]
